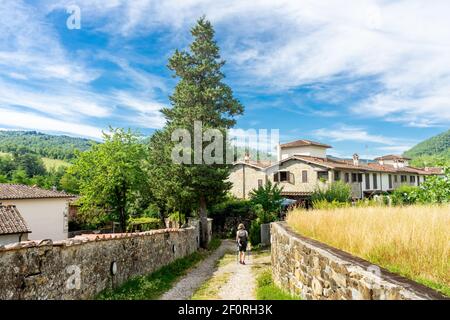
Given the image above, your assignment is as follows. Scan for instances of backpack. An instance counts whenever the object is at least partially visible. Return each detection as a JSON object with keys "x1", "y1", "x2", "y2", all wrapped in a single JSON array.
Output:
[{"x1": 237, "y1": 230, "x2": 248, "y2": 243}]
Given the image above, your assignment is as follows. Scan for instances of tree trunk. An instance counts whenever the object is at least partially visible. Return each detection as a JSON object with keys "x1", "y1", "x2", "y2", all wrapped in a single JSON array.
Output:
[{"x1": 199, "y1": 196, "x2": 208, "y2": 248}]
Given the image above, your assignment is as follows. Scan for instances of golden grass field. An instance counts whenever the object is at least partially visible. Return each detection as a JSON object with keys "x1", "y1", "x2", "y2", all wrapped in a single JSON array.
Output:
[{"x1": 287, "y1": 205, "x2": 450, "y2": 296}]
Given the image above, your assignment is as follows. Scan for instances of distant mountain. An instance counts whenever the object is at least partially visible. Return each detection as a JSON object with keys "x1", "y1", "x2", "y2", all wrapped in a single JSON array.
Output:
[
  {"x1": 403, "y1": 129, "x2": 450, "y2": 167},
  {"x1": 0, "y1": 130, "x2": 98, "y2": 161}
]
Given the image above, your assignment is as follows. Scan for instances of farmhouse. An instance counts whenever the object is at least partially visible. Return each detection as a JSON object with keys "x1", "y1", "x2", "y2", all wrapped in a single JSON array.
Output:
[
  {"x1": 0, "y1": 205, "x2": 31, "y2": 245},
  {"x1": 0, "y1": 184, "x2": 75, "y2": 241},
  {"x1": 228, "y1": 139, "x2": 442, "y2": 200}
]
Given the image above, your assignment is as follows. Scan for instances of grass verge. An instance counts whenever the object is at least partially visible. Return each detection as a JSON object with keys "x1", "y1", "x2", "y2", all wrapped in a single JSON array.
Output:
[
  {"x1": 96, "y1": 237, "x2": 221, "y2": 300},
  {"x1": 252, "y1": 250, "x2": 300, "y2": 300}
]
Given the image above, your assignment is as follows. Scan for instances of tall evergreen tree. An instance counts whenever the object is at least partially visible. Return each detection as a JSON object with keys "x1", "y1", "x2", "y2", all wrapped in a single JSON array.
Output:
[{"x1": 149, "y1": 17, "x2": 244, "y2": 246}]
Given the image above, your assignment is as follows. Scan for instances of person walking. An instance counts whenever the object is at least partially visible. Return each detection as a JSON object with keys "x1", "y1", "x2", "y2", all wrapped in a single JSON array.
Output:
[{"x1": 236, "y1": 223, "x2": 249, "y2": 265}]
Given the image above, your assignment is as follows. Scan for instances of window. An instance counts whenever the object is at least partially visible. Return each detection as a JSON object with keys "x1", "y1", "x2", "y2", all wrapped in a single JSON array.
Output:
[
  {"x1": 351, "y1": 173, "x2": 357, "y2": 183},
  {"x1": 344, "y1": 173, "x2": 349, "y2": 183},
  {"x1": 318, "y1": 171, "x2": 328, "y2": 181},
  {"x1": 401, "y1": 175, "x2": 407, "y2": 182},
  {"x1": 365, "y1": 173, "x2": 370, "y2": 189},
  {"x1": 334, "y1": 171, "x2": 340, "y2": 181},
  {"x1": 410, "y1": 176, "x2": 415, "y2": 183},
  {"x1": 417, "y1": 176, "x2": 420, "y2": 186},
  {"x1": 394, "y1": 175, "x2": 398, "y2": 183},
  {"x1": 274, "y1": 171, "x2": 293, "y2": 183},
  {"x1": 388, "y1": 174, "x2": 392, "y2": 189},
  {"x1": 302, "y1": 170, "x2": 308, "y2": 183},
  {"x1": 358, "y1": 173, "x2": 363, "y2": 182},
  {"x1": 258, "y1": 179, "x2": 263, "y2": 188},
  {"x1": 373, "y1": 173, "x2": 378, "y2": 189}
]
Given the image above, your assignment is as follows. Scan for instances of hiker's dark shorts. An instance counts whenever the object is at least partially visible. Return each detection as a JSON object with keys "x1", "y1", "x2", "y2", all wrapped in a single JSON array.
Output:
[{"x1": 239, "y1": 241, "x2": 247, "y2": 252}]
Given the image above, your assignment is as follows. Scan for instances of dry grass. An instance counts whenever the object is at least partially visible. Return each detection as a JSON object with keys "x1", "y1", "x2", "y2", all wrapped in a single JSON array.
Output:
[{"x1": 287, "y1": 204, "x2": 450, "y2": 296}]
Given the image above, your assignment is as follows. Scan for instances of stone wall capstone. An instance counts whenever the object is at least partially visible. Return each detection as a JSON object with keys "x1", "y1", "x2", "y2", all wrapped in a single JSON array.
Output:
[
  {"x1": 0, "y1": 227, "x2": 198, "y2": 300},
  {"x1": 271, "y1": 222, "x2": 447, "y2": 300}
]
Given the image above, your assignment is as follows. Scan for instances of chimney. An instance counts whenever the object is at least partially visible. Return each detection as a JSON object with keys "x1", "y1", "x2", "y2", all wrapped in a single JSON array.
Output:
[
  {"x1": 244, "y1": 153, "x2": 250, "y2": 163},
  {"x1": 52, "y1": 186, "x2": 57, "y2": 191},
  {"x1": 352, "y1": 153, "x2": 359, "y2": 166},
  {"x1": 378, "y1": 158, "x2": 384, "y2": 165}
]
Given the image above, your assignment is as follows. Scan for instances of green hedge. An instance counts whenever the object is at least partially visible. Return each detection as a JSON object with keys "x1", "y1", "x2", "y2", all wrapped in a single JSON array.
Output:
[{"x1": 127, "y1": 217, "x2": 163, "y2": 232}]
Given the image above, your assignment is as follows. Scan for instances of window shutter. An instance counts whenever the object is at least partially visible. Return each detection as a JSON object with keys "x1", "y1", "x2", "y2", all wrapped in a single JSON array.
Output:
[
  {"x1": 302, "y1": 170, "x2": 308, "y2": 183},
  {"x1": 274, "y1": 173, "x2": 279, "y2": 182},
  {"x1": 289, "y1": 172, "x2": 295, "y2": 184}
]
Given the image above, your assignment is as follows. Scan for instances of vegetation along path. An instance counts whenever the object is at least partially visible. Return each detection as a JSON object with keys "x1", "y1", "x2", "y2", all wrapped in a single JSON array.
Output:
[{"x1": 161, "y1": 240, "x2": 271, "y2": 300}]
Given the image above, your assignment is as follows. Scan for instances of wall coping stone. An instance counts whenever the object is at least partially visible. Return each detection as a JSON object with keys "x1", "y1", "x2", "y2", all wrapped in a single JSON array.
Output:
[
  {"x1": 0, "y1": 227, "x2": 194, "y2": 252},
  {"x1": 272, "y1": 222, "x2": 448, "y2": 300}
]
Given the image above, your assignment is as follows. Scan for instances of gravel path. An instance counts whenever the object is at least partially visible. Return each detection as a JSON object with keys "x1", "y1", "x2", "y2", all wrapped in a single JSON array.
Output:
[
  {"x1": 217, "y1": 249, "x2": 257, "y2": 300},
  {"x1": 160, "y1": 239, "x2": 271, "y2": 300},
  {"x1": 160, "y1": 240, "x2": 235, "y2": 300}
]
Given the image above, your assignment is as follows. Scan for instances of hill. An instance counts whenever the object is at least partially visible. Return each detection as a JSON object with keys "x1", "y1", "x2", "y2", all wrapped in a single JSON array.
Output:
[
  {"x1": 403, "y1": 129, "x2": 450, "y2": 167},
  {"x1": 0, "y1": 130, "x2": 97, "y2": 161}
]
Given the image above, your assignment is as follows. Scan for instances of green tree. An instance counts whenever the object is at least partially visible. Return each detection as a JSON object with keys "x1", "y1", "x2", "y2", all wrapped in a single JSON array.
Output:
[
  {"x1": 69, "y1": 128, "x2": 149, "y2": 231},
  {"x1": 148, "y1": 17, "x2": 244, "y2": 247}
]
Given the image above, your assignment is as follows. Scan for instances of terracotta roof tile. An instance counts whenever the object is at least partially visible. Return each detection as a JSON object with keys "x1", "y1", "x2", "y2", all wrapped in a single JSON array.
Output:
[
  {"x1": 280, "y1": 139, "x2": 332, "y2": 149},
  {"x1": 374, "y1": 154, "x2": 412, "y2": 161},
  {"x1": 0, "y1": 205, "x2": 31, "y2": 235},
  {"x1": 0, "y1": 184, "x2": 75, "y2": 200}
]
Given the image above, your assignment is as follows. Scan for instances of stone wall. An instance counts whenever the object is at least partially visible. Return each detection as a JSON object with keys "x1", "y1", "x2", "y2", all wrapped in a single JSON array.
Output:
[
  {"x1": 271, "y1": 222, "x2": 446, "y2": 300},
  {"x1": 0, "y1": 227, "x2": 198, "y2": 300}
]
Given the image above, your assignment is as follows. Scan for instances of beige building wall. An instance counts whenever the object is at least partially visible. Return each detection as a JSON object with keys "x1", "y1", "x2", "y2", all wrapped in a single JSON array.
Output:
[
  {"x1": 279, "y1": 146, "x2": 327, "y2": 160},
  {"x1": 228, "y1": 164, "x2": 267, "y2": 199},
  {"x1": 0, "y1": 198, "x2": 69, "y2": 241},
  {"x1": 267, "y1": 159, "x2": 323, "y2": 193},
  {"x1": 0, "y1": 234, "x2": 26, "y2": 246}
]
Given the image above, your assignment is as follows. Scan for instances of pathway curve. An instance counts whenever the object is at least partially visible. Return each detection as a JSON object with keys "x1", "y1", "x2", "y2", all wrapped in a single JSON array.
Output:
[
  {"x1": 160, "y1": 240, "x2": 235, "y2": 300},
  {"x1": 160, "y1": 240, "x2": 271, "y2": 300}
]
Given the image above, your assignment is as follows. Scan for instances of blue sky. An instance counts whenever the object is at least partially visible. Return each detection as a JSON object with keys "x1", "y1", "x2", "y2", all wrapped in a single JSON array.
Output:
[{"x1": 1, "y1": 0, "x2": 449, "y2": 159}]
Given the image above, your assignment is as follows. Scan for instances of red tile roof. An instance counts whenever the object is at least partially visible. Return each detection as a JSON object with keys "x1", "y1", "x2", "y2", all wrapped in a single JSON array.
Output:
[
  {"x1": 0, "y1": 205, "x2": 31, "y2": 235},
  {"x1": 234, "y1": 160, "x2": 273, "y2": 169},
  {"x1": 280, "y1": 139, "x2": 332, "y2": 149},
  {"x1": 0, "y1": 184, "x2": 75, "y2": 200},
  {"x1": 234, "y1": 154, "x2": 438, "y2": 176},
  {"x1": 374, "y1": 154, "x2": 412, "y2": 161}
]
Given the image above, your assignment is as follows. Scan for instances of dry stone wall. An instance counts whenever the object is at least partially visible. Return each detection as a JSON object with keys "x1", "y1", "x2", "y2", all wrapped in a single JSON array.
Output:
[
  {"x1": 0, "y1": 227, "x2": 198, "y2": 300},
  {"x1": 271, "y1": 222, "x2": 446, "y2": 300}
]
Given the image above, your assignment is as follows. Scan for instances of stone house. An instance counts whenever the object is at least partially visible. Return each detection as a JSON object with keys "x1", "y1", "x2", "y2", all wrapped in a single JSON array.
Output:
[
  {"x1": 0, "y1": 205, "x2": 31, "y2": 245},
  {"x1": 228, "y1": 139, "x2": 442, "y2": 200},
  {"x1": 0, "y1": 184, "x2": 75, "y2": 241}
]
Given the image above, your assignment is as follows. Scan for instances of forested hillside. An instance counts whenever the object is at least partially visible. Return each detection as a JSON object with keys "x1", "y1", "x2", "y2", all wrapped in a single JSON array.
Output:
[
  {"x1": 404, "y1": 129, "x2": 450, "y2": 167},
  {"x1": 0, "y1": 131, "x2": 97, "y2": 160}
]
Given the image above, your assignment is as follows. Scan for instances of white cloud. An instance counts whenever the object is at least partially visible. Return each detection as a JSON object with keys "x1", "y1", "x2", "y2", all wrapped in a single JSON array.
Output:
[
  {"x1": 49, "y1": 0, "x2": 450, "y2": 127},
  {"x1": 313, "y1": 125, "x2": 416, "y2": 147},
  {"x1": 0, "y1": 108, "x2": 103, "y2": 139}
]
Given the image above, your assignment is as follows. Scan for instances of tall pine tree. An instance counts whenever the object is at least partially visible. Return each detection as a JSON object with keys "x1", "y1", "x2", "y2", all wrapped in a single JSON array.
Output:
[{"x1": 149, "y1": 17, "x2": 244, "y2": 246}]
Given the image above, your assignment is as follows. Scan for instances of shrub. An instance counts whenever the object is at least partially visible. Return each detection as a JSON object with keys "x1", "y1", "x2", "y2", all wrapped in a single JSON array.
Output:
[
  {"x1": 391, "y1": 185, "x2": 419, "y2": 205},
  {"x1": 168, "y1": 211, "x2": 186, "y2": 224},
  {"x1": 415, "y1": 167, "x2": 450, "y2": 204},
  {"x1": 142, "y1": 203, "x2": 161, "y2": 219},
  {"x1": 248, "y1": 204, "x2": 278, "y2": 246},
  {"x1": 249, "y1": 181, "x2": 283, "y2": 214},
  {"x1": 127, "y1": 217, "x2": 163, "y2": 232},
  {"x1": 249, "y1": 219, "x2": 261, "y2": 245},
  {"x1": 312, "y1": 199, "x2": 350, "y2": 210},
  {"x1": 311, "y1": 181, "x2": 351, "y2": 203},
  {"x1": 210, "y1": 198, "x2": 254, "y2": 238}
]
